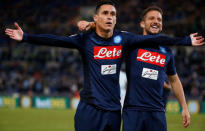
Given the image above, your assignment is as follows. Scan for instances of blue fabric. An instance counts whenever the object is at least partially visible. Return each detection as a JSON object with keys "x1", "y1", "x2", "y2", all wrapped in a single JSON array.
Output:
[
  {"x1": 124, "y1": 47, "x2": 176, "y2": 111},
  {"x1": 122, "y1": 109, "x2": 167, "y2": 131},
  {"x1": 23, "y1": 30, "x2": 190, "y2": 111},
  {"x1": 75, "y1": 100, "x2": 121, "y2": 131}
]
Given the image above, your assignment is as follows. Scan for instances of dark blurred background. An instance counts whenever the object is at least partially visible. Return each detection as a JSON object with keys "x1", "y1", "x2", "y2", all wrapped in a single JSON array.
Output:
[{"x1": 0, "y1": 0, "x2": 205, "y2": 101}]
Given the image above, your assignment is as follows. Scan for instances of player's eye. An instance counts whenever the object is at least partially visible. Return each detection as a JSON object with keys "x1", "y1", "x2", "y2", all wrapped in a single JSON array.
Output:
[
  {"x1": 111, "y1": 11, "x2": 116, "y2": 16},
  {"x1": 158, "y1": 18, "x2": 162, "y2": 22},
  {"x1": 149, "y1": 17, "x2": 155, "y2": 20},
  {"x1": 102, "y1": 11, "x2": 108, "y2": 15}
]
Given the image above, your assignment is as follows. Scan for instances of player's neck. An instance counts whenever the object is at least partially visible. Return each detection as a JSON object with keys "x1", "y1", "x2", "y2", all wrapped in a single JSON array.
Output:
[
  {"x1": 95, "y1": 27, "x2": 113, "y2": 39},
  {"x1": 143, "y1": 31, "x2": 148, "y2": 35}
]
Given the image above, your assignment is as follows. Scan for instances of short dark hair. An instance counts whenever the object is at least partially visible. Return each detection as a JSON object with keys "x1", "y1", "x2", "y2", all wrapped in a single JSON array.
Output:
[
  {"x1": 140, "y1": 5, "x2": 163, "y2": 21},
  {"x1": 95, "y1": 0, "x2": 116, "y2": 14}
]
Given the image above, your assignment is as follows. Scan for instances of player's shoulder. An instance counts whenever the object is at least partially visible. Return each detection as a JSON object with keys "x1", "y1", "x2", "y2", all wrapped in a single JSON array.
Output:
[
  {"x1": 68, "y1": 30, "x2": 94, "y2": 39},
  {"x1": 114, "y1": 29, "x2": 132, "y2": 35}
]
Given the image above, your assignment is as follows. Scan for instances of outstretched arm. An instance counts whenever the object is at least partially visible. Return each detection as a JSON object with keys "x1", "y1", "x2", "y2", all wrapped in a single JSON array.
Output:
[
  {"x1": 168, "y1": 74, "x2": 190, "y2": 128},
  {"x1": 127, "y1": 32, "x2": 204, "y2": 47},
  {"x1": 5, "y1": 22, "x2": 82, "y2": 49}
]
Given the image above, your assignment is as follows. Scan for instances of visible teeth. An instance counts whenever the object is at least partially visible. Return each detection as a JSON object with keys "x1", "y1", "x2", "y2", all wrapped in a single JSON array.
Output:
[{"x1": 151, "y1": 26, "x2": 158, "y2": 29}]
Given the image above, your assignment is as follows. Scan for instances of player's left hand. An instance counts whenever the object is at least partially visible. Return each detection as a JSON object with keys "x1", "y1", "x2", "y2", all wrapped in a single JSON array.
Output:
[
  {"x1": 77, "y1": 21, "x2": 91, "y2": 31},
  {"x1": 77, "y1": 21, "x2": 95, "y2": 31},
  {"x1": 190, "y1": 33, "x2": 205, "y2": 46},
  {"x1": 182, "y1": 108, "x2": 190, "y2": 128}
]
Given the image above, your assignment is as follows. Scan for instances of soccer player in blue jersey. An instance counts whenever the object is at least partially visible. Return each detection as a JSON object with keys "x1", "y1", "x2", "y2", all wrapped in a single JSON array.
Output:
[
  {"x1": 5, "y1": 1, "x2": 204, "y2": 131},
  {"x1": 122, "y1": 6, "x2": 191, "y2": 131}
]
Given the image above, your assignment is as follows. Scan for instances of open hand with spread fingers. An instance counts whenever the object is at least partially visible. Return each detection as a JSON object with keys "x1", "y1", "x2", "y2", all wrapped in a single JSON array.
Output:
[
  {"x1": 190, "y1": 33, "x2": 205, "y2": 46},
  {"x1": 5, "y1": 22, "x2": 24, "y2": 41}
]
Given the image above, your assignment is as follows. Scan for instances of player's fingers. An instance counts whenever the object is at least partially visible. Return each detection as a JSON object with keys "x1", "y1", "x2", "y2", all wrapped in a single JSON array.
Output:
[
  {"x1": 190, "y1": 32, "x2": 198, "y2": 37},
  {"x1": 79, "y1": 25, "x2": 85, "y2": 31},
  {"x1": 5, "y1": 30, "x2": 12, "y2": 34},
  {"x1": 197, "y1": 42, "x2": 205, "y2": 46},
  {"x1": 183, "y1": 118, "x2": 188, "y2": 128},
  {"x1": 184, "y1": 115, "x2": 190, "y2": 128},
  {"x1": 198, "y1": 38, "x2": 204, "y2": 44},
  {"x1": 86, "y1": 26, "x2": 91, "y2": 31},
  {"x1": 193, "y1": 38, "x2": 205, "y2": 46},
  {"x1": 79, "y1": 28, "x2": 83, "y2": 31},
  {"x1": 10, "y1": 36, "x2": 18, "y2": 40},
  {"x1": 14, "y1": 22, "x2": 21, "y2": 30},
  {"x1": 5, "y1": 32, "x2": 13, "y2": 36},
  {"x1": 182, "y1": 115, "x2": 186, "y2": 124},
  {"x1": 195, "y1": 36, "x2": 203, "y2": 40},
  {"x1": 5, "y1": 29, "x2": 14, "y2": 33},
  {"x1": 5, "y1": 30, "x2": 14, "y2": 35}
]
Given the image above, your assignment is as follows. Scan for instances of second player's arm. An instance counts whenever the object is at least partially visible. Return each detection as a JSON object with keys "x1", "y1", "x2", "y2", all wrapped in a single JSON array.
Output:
[
  {"x1": 126, "y1": 33, "x2": 204, "y2": 47},
  {"x1": 168, "y1": 74, "x2": 190, "y2": 128}
]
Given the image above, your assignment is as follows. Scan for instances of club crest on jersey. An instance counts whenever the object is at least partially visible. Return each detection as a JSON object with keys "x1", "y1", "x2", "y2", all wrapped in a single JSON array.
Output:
[
  {"x1": 159, "y1": 47, "x2": 167, "y2": 53},
  {"x1": 101, "y1": 64, "x2": 117, "y2": 75},
  {"x1": 94, "y1": 45, "x2": 122, "y2": 59},
  {"x1": 137, "y1": 49, "x2": 166, "y2": 67},
  {"x1": 113, "y1": 35, "x2": 122, "y2": 44},
  {"x1": 142, "y1": 68, "x2": 158, "y2": 80}
]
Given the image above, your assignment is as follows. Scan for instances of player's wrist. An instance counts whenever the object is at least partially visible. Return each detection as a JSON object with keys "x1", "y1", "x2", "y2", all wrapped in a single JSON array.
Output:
[{"x1": 182, "y1": 105, "x2": 188, "y2": 111}]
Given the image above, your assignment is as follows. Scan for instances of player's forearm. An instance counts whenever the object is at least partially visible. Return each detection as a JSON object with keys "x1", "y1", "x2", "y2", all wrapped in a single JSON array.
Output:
[
  {"x1": 129, "y1": 34, "x2": 191, "y2": 47},
  {"x1": 143, "y1": 35, "x2": 191, "y2": 46},
  {"x1": 169, "y1": 77, "x2": 188, "y2": 109},
  {"x1": 22, "y1": 33, "x2": 78, "y2": 48},
  {"x1": 172, "y1": 84, "x2": 188, "y2": 109}
]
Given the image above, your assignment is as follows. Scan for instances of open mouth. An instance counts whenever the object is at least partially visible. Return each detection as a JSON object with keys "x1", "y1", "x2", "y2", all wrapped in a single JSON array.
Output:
[
  {"x1": 151, "y1": 25, "x2": 159, "y2": 30},
  {"x1": 106, "y1": 22, "x2": 112, "y2": 26}
]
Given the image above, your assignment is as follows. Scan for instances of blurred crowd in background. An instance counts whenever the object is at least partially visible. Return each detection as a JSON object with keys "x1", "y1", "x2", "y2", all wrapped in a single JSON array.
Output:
[{"x1": 0, "y1": 0, "x2": 205, "y2": 100}]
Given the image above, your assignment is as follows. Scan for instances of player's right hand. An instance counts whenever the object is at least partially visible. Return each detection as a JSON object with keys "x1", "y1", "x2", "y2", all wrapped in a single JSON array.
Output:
[
  {"x1": 182, "y1": 108, "x2": 190, "y2": 128},
  {"x1": 5, "y1": 22, "x2": 24, "y2": 41}
]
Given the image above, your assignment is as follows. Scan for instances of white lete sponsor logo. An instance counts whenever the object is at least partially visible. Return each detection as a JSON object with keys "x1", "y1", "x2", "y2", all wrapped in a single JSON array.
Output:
[
  {"x1": 94, "y1": 46, "x2": 122, "y2": 59},
  {"x1": 142, "y1": 68, "x2": 158, "y2": 80},
  {"x1": 137, "y1": 49, "x2": 166, "y2": 67},
  {"x1": 101, "y1": 64, "x2": 117, "y2": 75}
]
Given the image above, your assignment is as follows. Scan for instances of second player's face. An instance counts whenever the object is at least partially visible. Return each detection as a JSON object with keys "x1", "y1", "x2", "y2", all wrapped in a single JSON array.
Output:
[
  {"x1": 142, "y1": 10, "x2": 162, "y2": 35},
  {"x1": 94, "y1": 4, "x2": 117, "y2": 32}
]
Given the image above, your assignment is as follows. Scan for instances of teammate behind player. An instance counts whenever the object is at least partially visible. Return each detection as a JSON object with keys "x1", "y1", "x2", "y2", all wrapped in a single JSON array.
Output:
[{"x1": 122, "y1": 6, "x2": 190, "y2": 131}]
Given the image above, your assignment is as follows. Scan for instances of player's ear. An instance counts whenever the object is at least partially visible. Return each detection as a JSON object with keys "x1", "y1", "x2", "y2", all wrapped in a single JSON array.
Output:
[
  {"x1": 140, "y1": 21, "x2": 145, "y2": 28},
  {"x1": 93, "y1": 15, "x2": 97, "y2": 23}
]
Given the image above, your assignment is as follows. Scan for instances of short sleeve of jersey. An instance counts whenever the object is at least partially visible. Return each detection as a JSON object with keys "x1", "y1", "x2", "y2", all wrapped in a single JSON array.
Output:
[{"x1": 166, "y1": 49, "x2": 177, "y2": 75}]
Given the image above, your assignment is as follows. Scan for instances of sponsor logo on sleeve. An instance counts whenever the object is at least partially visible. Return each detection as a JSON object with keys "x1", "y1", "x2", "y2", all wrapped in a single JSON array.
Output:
[
  {"x1": 94, "y1": 45, "x2": 122, "y2": 59},
  {"x1": 137, "y1": 49, "x2": 166, "y2": 67},
  {"x1": 142, "y1": 68, "x2": 158, "y2": 80},
  {"x1": 101, "y1": 64, "x2": 117, "y2": 75}
]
